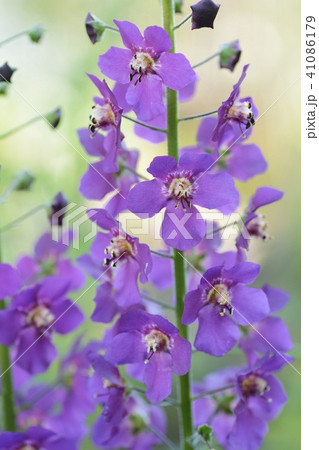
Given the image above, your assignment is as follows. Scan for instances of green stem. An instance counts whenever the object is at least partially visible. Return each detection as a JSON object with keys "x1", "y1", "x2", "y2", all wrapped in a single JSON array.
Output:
[
  {"x1": 150, "y1": 249, "x2": 174, "y2": 259},
  {"x1": 173, "y1": 12, "x2": 192, "y2": 30},
  {"x1": 147, "y1": 423, "x2": 179, "y2": 450},
  {"x1": 192, "y1": 51, "x2": 220, "y2": 69},
  {"x1": 0, "y1": 29, "x2": 31, "y2": 46},
  {"x1": 141, "y1": 293, "x2": 175, "y2": 310},
  {"x1": 162, "y1": 2, "x2": 193, "y2": 448},
  {"x1": 0, "y1": 205, "x2": 16, "y2": 430},
  {"x1": 103, "y1": 25, "x2": 120, "y2": 33},
  {"x1": 123, "y1": 165, "x2": 149, "y2": 181},
  {"x1": 122, "y1": 114, "x2": 167, "y2": 133},
  {"x1": 206, "y1": 221, "x2": 239, "y2": 237},
  {"x1": 179, "y1": 109, "x2": 218, "y2": 122},
  {"x1": 190, "y1": 384, "x2": 235, "y2": 401},
  {"x1": 0, "y1": 115, "x2": 42, "y2": 140},
  {"x1": 0, "y1": 204, "x2": 46, "y2": 233}
]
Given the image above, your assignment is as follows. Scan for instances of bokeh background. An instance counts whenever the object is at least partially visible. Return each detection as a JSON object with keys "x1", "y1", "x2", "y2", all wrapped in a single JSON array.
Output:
[{"x1": 0, "y1": 0, "x2": 300, "y2": 448}]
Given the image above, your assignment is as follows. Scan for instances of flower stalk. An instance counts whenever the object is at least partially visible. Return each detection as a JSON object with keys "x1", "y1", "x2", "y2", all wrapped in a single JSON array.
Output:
[
  {"x1": 0, "y1": 220, "x2": 16, "y2": 431},
  {"x1": 162, "y1": 1, "x2": 193, "y2": 448},
  {"x1": 179, "y1": 108, "x2": 218, "y2": 122}
]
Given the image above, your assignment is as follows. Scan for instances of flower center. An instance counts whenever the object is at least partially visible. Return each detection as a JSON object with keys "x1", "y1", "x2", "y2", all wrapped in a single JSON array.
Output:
[
  {"x1": 104, "y1": 233, "x2": 134, "y2": 267},
  {"x1": 89, "y1": 103, "x2": 116, "y2": 134},
  {"x1": 227, "y1": 100, "x2": 255, "y2": 130},
  {"x1": 26, "y1": 305, "x2": 55, "y2": 329},
  {"x1": 144, "y1": 329, "x2": 170, "y2": 364},
  {"x1": 164, "y1": 172, "x2": 197, "y2": 210},
  {"x1": 130, "y1": 51, "x2": 155, "y2": 85},
  {"x1": 246, "y1": 215, "x2": 270, "y2": 241},
  {"x1": 207, "y1": 281, "x2": 233, "y2": 316},
  {"x1": 240, "y1": 374, "x2": 271, "y2": 400},
  {"x1": 17, "y1": 443, "x2": 38, "y2": 450}
]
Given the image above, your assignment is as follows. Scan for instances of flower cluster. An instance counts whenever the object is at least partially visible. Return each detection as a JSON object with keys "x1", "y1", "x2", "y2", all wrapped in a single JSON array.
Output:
[{"x1": 0, "y1": 3, "x2": 294, "y2": 450}]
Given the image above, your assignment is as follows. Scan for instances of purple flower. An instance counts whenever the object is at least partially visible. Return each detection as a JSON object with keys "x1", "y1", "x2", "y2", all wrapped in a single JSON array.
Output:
[
  {"x1": 0, "y1": 263, "x2": 21, "y2": 298},
  {"x1": 128, "y1": 153, "x2": 239, "y2": 250},
  {"x1": 0, "y1": 277, "x2": 84, "y2": 374},
  {"x1": 107, "y1": 309, "x2": 192, "y2": 403},
  {"x1": 229, "y1": 354, "x2": 289, "y2": 450},
  {"x1": 191, "y1": 0, "x2": 220, "y2": 30},
  {"x1": 87, "y1": 209, "x2": 152, "y2": 306},
  {"x1": 219, "y1": 40, "x2": 242, "y2": 72},
  {"x1": 98, "y1": 20, "x2": 195, "y2": 121},
  {"x1": 0, "y1": 427, "x2": 77, "y2": 450},
  {"x1": 182, "y1": 262, "x2": 269, "y2": 356},
  {"x1": 212, "y1": 65, "x2": 258, "y2": 142},
  {"x1": 181, "y1": 117, "x2": 267, "y2": 181},
  {"x1": 87, "y1": 73, "x2": 123, "y2": 169},
  {"x1": 16, "y1": 232, "x2": 85, "y2": 291},
  {"x1": 236, "y1": 186, "x2": 284, "y2": 251}
]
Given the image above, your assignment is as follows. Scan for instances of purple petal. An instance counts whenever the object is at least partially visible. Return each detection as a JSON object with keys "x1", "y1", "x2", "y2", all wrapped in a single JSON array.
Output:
[
  {"x1": 181, "y1": 289, "x2": 203, "y2": 325},
  {"x1": 108, "y1": 331, "x2": 145, "y2": 364},
  {"x1": 179, "y1": 76, "x2": 198, "y2": 102},
  {"x1": 37, "y1": 276, "x2": 70, "y2": 302},
  {"x1": 128, "y1": 179, "x2": 165, "y2": 218},
  {"x1": 0, "y1": 264, "x2": 21, "y2": 298},
  {"x1": 194, "y1": 172, "x2": 239, "y2": 214},
  {"x1": 0, "y1": 310, "x2": 25, "y2": 345},
  {"x1": 147, "y1": 155, "x2": 177, "y2": 178},
  {"x1": 179, "y1": 152, "x2": 213, "y2": 173},
  {"x1": 170, "y1": 334, "x2": 192, "y2": 375},
  {"x1": 248, "y1": 186, "x2": 284, "y2": 213},
  {"x1": 162, "y1": 203, "x2": 206, "y2": 251},
  {"x1": 55, "y1": 260, "x2": 85, "y2": 291},
  {"x1": 197, "y1": 117, "x2": 218, "y2": 147},
  {"x1": 126, "y1": 75, "x2": 165, "y2": 121},
  {"x1": 156, "y1": 53, "x2": 195, "y2": 90},
  {"x1": 224, "y1": 262, "x2": 260, "y2": 285},
  {"x1": 98, "y1": 47, "x2": 131, "y2": 84},
  {"x1": 248, "y1": 316, "x2": 293, "y2": 354},
  {"x1": 113, "y1": 82, "x2": 131, "y2": 112},
  {"x1": 51, "y1": 300, "x2": 84, "y2": 334},
  {"x1": 144, "y1": 25, "x2": 172, "y2": 53},
  {"x1": 144, "y1": 351, "x2": 173, "y2": 403},
  {"x1": 16, "y1": 328, "x2": 58, "y2": 374},
  {"x1": 227, "y1": 143, "x2": 267, "y2": 181},
  {"x1": 229, "y1": 403, "x2": 268, "y2": 450},
  {"x1": 88, "y1": 208, "x2": 118, "y2": 231},
  {"x1": 16, "y1": 256, "x2": 40, "y2": 284},
  {"x1": 148, "y1": 253, "x2": 173, "y2": 290},
  {"x1": 231, "y1": 285, "x2": 270, "y2": 326},
  {"x1": 114, "y1": 20, "x2": 144, "y2": 49},
  {"x1": 113, "y1": 260, "x2": 142, "y2": 307},
  {"x1": 134, "y1": 113, "x2": 166, "y2": 144},
  {"x1": 90, "y1": 232, "x2": 111, "y2": 262},
  {"x1": 77, "y1": 128, "x2": 105, "y2": 157},
  {"x1": 195, "y1": 305, "x2": 239, "y2": 356},
  {"x1": 262, "y1": 284, "x2": 290, "y2": 313},
  {"x1": 79, "y1": 161, "x2": 116, "y2": 200},
  {"x1": 91, "y1": 282, "x2": 120, "y2": 323}
]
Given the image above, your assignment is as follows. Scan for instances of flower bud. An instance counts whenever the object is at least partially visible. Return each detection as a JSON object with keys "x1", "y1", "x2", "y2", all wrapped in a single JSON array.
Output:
[
  {"x1": 85, "y1": 12, "x2": 107, "y2": 44},
  {"x1": 219, "y1": 40, "x2": 242, "y2": 72},
  {"x1": 0, "y1": 62, "x2": 16, "y2": 95},
  {"x1": 45, "y1": 107, "x2": 62, "y2": 129},
  {"x1": 191, "y1": 0, "x2": 220, "y2": 30},
  {"x1": 28, "y1": 25, "x2": 45, "y2": 43},
  {"x1": 175, "y1": 0, "x2": 184, "y2": 13},
  {"x1": 14, "y1": 170, "x2": 35, "y2": 191},
  {"x1": 49, "y1": 191, "x2": 68, "y2": 227}
]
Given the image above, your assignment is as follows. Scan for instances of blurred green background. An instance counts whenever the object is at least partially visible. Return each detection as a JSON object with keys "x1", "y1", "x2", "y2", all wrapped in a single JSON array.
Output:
[{"x1": 0, "y1": 0, "x2": 300, "y2": 448}]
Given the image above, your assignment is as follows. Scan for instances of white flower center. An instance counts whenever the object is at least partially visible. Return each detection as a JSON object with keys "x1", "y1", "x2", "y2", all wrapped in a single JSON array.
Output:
[
  {"x1": 104, "y1": 234, "x2": 134, "y2": 267},
  {"x1": 227, "y1": 100, "x2": 255, "y2": 129},
  {"x1": 241, "y1": 374, "x2": 271, "y2": 400},
  {"x1": 246, "y1": 215, "x2": 270, "y2": 241},
  {"x1": 208, "y1": 283, "x2": 233, "y2": 316},
  {"x1": 89, "y1": 103, "x2": 116, "y2": 134},
  {"x1": 144, "y1": 329, "x2": 170, "y2": 364},
  {"x1": 27, "y1": 305, "x2": 54, "y2": 329}
]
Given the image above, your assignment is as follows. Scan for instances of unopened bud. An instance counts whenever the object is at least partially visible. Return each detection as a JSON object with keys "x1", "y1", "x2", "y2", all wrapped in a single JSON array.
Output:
[
  {"x1": 219, "y1": 40, "x2": 242, "y2": 72},
  {"x1": 28, "y1": 25, "x2": 45, "y2": 43},
  {"x1": 45, "y1": 107, "x2": 62, "y2": 129},
  {"x1": 14, "y1": 171, "x2": 35, "y2": 191},
  {"x1": 85, "y1": 12, "x2": 107, "y2": 44},
  {"x1": 50, "y1": 191, "x2": 68, "y2": 227},
  {"x1": 191, "y1": 0, "x2": 220, "y2": 30}
]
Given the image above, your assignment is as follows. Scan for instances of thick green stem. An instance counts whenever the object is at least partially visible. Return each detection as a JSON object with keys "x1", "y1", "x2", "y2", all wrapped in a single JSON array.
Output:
[
  {"x1": 0, "y1": 219, "x2": 16, "y2": 430},
  {"x1": 162, "y1": 1, "x2": 193, "y2": 448}
]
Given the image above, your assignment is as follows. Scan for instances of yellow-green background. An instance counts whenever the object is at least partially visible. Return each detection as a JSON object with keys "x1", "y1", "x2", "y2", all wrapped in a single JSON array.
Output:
[{"x1": 0, "y1": 0, "x2": 300, "y2": 448}]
